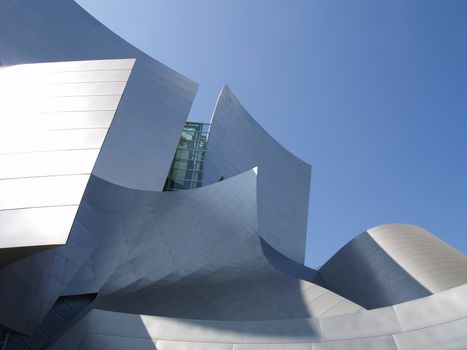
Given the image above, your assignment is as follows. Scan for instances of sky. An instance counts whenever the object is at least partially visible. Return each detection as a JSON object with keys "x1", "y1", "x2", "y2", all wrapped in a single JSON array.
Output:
[{"x1": 76, "y1": 0, "x2": 467, "y2": 268}]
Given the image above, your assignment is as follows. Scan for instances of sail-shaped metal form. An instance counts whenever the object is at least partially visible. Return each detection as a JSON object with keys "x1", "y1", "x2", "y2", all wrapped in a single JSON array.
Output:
[{"x1": 0, "y1": 1, "x2": 467, "y2": 349}]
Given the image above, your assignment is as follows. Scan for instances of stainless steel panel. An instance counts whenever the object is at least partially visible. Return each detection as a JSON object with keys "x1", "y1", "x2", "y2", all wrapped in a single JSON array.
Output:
[
  {"x1": 64, "y1": 172, "x2": 358, "y2": 325},
  {"x1": 235, "y1": 344, "x2": 312, "y2": 350},
  {"x1": 33, "y1": 111, "x2": 115, "y2": 130},
  {"x1": 0, "y1": 175, "x2": 90, "y2": 209},
  {"x1": 393, "y1": 317, "x2": 467, "y2": 350},
  {"x1": 0, "y1": 57, "x2": 135, "y2": 334},
  {"x1": 0, "y1": 150, "x2": 100, "y2": 179},
  {"x1": 2, "y1": 2, "x2": 467, "y2": 349},
  {"x1": 0, "y1": 206, "x2": 78, "y2": 248},
  {"x1": 0, "y1": 0, "x2": 197, "y2": 191},
  {"x1": 312, "y1": 336, "x2": 398, "y2": 350},
  {"x1": 368, "y1": 224, "x2": 467, "y2": 293},
  {"x1": 304, "y1": 292, "x2": 347, "y2": 318},
  {"x1": 393, "y1": 282, "x2": 467, "y2": 331},
  {"x1": 319, "y1": 307, "x2": 401, "y2": 341},
  {"x1": 3, "y1": 58, "x2": 135, "y2": 72},
  {"x1": 157, "y1": 341, "x2": 233, "y2": 350},
  {"x1": 0, "y1": 129, "x2": 107, "y2": 154},
  {"x1": 319, "y1": 231, "x2": 431, "y2": 309},
  {"x1": 242, "y1": 318, "x2": 321, "y2": 343},
  {"x1": 73, "y1": 334, "x2": 157, "y2": 350},
  {"x1": 33, "y1": 95, "x2": 122, "y2": 112},
  {"x1": 319, "y1": 299, "x2": 363, "y2": 317},
  {"x1": 49, "y1": 282, "x2": 467, "y2": 350},
  {"x1": 39, "y1": 81, "x2": 127, "y2": 97},
  {"x1": 0, "y1": 69, "x2": 133, "y2": 85},
  {"x1": 203, "y1": 86, "x2": 311, "y2": 264}
]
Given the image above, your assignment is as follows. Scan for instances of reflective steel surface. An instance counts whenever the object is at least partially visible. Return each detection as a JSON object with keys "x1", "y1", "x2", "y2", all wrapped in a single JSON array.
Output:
[
  {"x1": 204, "y1": 86, "x2": 311, "y2": 264},
  {"x1": 0, "y1": 59, "x2": 133, "y2": 253},
  {"x1": 0, "y1": 58, "x2": 134, "y2": 333},
  {"x1": 0, "y1": 1, "x2": 466, "y2": 349},
  {"x1": 0, "y1": 0, "x2": 198, "y2": 191}
]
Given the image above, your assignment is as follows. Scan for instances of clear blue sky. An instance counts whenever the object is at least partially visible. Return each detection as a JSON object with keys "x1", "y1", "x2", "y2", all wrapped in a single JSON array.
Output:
[{"x1": 76, "y1": 0, "x2": 467, "y2": 268}]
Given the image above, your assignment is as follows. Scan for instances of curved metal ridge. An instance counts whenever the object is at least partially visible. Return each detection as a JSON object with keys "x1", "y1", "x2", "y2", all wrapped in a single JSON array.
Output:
[{"x1": 319, "y1": 224, "x2": 467, "y2": 310}]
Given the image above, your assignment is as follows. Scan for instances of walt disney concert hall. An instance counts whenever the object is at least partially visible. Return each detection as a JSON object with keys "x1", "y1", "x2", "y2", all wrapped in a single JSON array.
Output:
[{"x1": 1, "y1": 1, "x2": 467, "y2": 349}]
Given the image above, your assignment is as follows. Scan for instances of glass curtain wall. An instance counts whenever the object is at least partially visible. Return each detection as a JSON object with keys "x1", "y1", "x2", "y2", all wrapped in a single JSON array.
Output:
[{"x1": 163, "y1": 122, "x2": 210, "y2": 191}]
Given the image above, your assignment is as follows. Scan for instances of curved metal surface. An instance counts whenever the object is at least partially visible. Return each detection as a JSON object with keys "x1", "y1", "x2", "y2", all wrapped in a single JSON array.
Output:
[
  {"x1": 63, "y1": 171, "x2": 360, "y2": 322},
  {"x1": 50, "y1": 281, "x2": 467, "y2": 350},
  {"x1": 203, "y1": 86, "x2": 311, "y2": 264},
  {"x1": 0, "y1": 0, "x2": 197, "y2": 335},
  {"x1": 0, "y1": 2, "x2": 466, "y2": 350},
  {"x1": 319, "y1": 224, "x2": 467, "y2": 309},
  {"x1": 368, "y1": 224, "x2": 467, "y2": 293},
  {"x1": 0, "y1": 0, "x2": 197, "y2": 191}
]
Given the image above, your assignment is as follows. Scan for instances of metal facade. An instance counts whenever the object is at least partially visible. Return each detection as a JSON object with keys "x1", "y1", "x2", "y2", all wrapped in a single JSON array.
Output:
[
  {"x1": 0, "y1": 0, "x2": 198, "y2": 191},
  {"x1": 0, "y1": 58, "x2": 134, "y2": 333},
  {"x1": 204, "y1": 86, "x2": 311, "y2": 264},
  {"x1": 0, "y1": 1, "x2": 466, "y2": 349}
]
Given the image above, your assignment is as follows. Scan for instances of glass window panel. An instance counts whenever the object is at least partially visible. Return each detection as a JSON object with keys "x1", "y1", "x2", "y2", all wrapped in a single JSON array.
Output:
[{"x1": 163, "y1": 121, "x2": 210, "y2": 191}]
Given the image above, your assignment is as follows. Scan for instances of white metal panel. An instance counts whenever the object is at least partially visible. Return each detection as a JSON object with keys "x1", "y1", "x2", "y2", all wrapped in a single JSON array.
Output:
[
  {"x1": 368, "y1": 224, "x2": 467, "y2": 293},
  {"x1": 0, "y1": 206, "x2": 78, "y2": 247},
  {"x1": 0, "y1": 129, "x2": 107, "y2": 154},
  {"x1": 393, "y1": 317, "x2": 467, "y2": 350},
  {"x1": 319, "y1": 307, "x2": 401, "y2": 341},
  {"x1": 33, "y1": 95, "x2": 122, "y2": 112},
  {"x1": 393, "y1": 283, "x2": 467, "y2": 331},
  {"x1": 0, "y1": 68, "x2": 132, "y2": 85},
  {"x1": 39, "y1": 81, "x2": 127, "y2": 97},
  {"x1": 0, "y1": 175, "x2": 90, "y2": 210},
  {"x1": 0, "y1": 58, "x2": 133, "y2": 258},
  {"x1": 234, "y1": 344, "x2": 312, "y2": 350},
  {"x1": 0, "y1": 0, "x2": 196, "y2": 193},
  {"x1": 157, "y1": 341, "x2": 233, "y2": 350},
  {"x1": 2, "y1": 58, "x2": 135, "y2": 73},
  {"x1": 0, "y1": 149, "x2": 100, "y2": 179},
  {"x1": 312, "y1": 336, "x2": 398, "y2": 350},
  {"x1": 29, "y1": 111, "x2": 115, "y2": 130}
]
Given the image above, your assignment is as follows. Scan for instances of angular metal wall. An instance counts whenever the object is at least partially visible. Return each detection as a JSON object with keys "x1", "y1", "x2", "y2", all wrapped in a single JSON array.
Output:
[
  {"x1": 0, "y1": 59, "x2": 134, "y2": 266},
  {"x1": 0, "y1": 0, "x2": 198, "y2": 191},
  {"x1": 0, "y1": 58, "x2": 134, "y2": 334}
]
